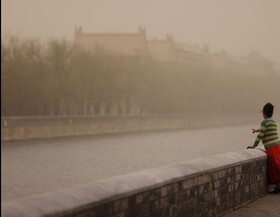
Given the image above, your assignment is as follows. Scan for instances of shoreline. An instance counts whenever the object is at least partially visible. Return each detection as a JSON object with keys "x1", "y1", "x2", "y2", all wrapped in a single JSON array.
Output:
[{"x1": 1, "y1": 113, "x2": 260, "y2": 142}]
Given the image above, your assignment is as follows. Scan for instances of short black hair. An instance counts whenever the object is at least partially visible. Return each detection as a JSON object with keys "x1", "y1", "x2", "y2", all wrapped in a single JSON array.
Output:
[{"x1": 263, "y1": 103, "x2": 274, "y2": 117}]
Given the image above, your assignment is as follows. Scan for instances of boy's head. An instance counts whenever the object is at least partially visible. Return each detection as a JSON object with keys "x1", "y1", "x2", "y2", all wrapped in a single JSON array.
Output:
[{"x1": 263, "y1": 103, "x2": 274, "y2": 118}]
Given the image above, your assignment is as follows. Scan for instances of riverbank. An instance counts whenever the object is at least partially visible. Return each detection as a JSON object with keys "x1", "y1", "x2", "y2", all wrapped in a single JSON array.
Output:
[{"x1": 1, "y1": 113, "x2": 260, "y2": 141}]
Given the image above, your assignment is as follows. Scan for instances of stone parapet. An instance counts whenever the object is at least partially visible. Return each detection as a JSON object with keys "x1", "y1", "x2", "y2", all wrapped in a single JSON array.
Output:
[{"x1": 2, "y1": 149, "x2": 267, "y2": 217}]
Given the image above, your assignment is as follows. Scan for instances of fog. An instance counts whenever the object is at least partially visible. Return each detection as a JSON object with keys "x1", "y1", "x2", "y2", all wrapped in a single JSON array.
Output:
[
  {"x1": 2, "y1": 0, "x2": 280, "y2": 206},
  {"x1": 2, "y1": 0, "x2": 280, "y2": 66},
  {"x1": 1, "y1": 0, "x2": 280, "y2": 116}
]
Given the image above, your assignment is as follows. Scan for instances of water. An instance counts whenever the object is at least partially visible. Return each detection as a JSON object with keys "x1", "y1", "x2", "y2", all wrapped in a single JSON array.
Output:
[{"x1": 1, "y1": 124, "x2": 264, "y2": 202}]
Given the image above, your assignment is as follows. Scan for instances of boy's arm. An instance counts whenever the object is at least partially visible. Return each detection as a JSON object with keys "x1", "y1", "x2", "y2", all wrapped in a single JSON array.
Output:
[{"x1": 253, "y1": 123, "x2": 266, "y2": 147}]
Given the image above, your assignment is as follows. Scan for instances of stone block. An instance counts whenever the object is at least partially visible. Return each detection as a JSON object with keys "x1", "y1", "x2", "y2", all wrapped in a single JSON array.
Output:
[
  {"x1": 161, "y1": 186, "x2": 168, "y2": 197},
  {"x1": 237, "y1": 165, "x2": 244, "y2": 173},
  {"x1": 183, "y1": 179, "x2": 194, "y2": 190},
  {"x1": 235, "y1": 174, "x2": 241, "y2": 181},
  {"x1": 160, "y1": 197, "x2": 169, "y2": 208},
  {"x1": 228, "y1": 184, "x2": 233, "y2": 192},
  {"x1": 199, "y1": 185, "x2": 204, "y2": 194},
  {"x1": 136, "y1": 194, "x2": 143, "y2": 204},
  {"x1": 214, "y1": 180, "x2": 220, "y2": 189},
  {"x1": 226, "y1": 177, "x2": 233, "y2": 184}
]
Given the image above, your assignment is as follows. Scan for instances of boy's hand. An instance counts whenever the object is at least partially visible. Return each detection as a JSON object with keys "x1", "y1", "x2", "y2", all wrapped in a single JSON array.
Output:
[
  {"x1": 251, "y1": 129, "x2": 258, "y2": 133},
  {"x1": 247, "y1": 146, "x2": 255, "y2": 149}
]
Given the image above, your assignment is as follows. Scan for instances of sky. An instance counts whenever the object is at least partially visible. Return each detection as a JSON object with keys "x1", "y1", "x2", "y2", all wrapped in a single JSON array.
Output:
[{"x1": 2, "y1": 0, "x2": 280, "y2": 65}]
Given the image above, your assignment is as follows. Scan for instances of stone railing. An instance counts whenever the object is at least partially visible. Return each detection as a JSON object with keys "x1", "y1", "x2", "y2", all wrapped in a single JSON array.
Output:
[{"x1": 2, "y1": 149, "x2": 267, "y2": 217}]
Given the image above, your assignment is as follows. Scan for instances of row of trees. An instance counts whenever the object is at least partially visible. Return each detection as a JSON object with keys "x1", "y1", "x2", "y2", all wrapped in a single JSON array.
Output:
[{"x1": 2, "y1": 37, "x2": 280, "y2": 116}]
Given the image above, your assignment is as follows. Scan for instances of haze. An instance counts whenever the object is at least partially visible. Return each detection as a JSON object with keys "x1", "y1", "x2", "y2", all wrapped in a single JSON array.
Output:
[{"x1": 2, "y1": 0, "x2": 280, "y2": 67}]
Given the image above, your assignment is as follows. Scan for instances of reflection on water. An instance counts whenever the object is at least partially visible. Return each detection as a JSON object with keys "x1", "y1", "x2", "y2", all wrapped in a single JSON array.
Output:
[{"x1": 1, "y1": 124, "x2": 264, "y2": 201}]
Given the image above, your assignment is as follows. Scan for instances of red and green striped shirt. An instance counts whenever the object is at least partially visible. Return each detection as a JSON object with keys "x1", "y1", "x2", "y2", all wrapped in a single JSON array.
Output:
[{"x1": 254, "y1": 118, "x2": 280, "y2": 149}]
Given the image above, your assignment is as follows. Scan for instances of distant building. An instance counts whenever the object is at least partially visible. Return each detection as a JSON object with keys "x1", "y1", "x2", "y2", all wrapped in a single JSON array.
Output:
[
  {"x1": 73, "y1": 27, "x2": 275, "y2": 73},
  {"x1": 244, "y1": 50, "x2": 275, "y2": 73},
  {"x1": 171, "y1": 42, "x2": 209, "y2": 66},
  {"x1": 209, "y1": 50, "x2": 275, "y2": 74},
  {"x1": 73, "y1": 26, "x2": 208, "y2": 64},
  {"x1": 210, "y1": 52, "x2": 251, "y2": 73},
  {"x1": 147, "y1": 35, "x2": 175, "y2": 61},
  {"x1": 147, "y1": 35, "x2": 208, "y2": 66},
  {"x1": 74, "y1": 26, "x2": 148, "y2": 56}
]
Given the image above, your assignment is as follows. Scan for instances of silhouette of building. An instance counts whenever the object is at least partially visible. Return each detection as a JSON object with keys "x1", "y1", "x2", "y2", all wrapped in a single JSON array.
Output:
[
  {"x1": 74, "y1": 26, "x2": 148, "y2": 56},
  {"x1": 73, "y1": 26, "x2": 208, "y2": 64},
  {"x1": 73, "y1": 27, "x2": 275, "y2": 73}
]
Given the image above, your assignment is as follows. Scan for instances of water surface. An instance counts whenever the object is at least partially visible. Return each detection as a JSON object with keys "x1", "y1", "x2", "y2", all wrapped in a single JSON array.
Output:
[{"x1": 2, "y1": 124, "x2": 264, "y2": 201}]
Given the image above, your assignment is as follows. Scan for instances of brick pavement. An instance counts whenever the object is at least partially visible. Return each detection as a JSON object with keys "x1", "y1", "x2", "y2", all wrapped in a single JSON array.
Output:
[{"x1": 223, "y1": 194, "x2": 280, "y2": 217}]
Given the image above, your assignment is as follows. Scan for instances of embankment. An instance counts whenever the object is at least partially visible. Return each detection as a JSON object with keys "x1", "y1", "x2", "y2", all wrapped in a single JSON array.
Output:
[
  {"x1": 2, "y1": 149, "x2": 267, "y2": 217},
  {"x1": 1, "y1": 113, "x2": 258, "y2": 141}
]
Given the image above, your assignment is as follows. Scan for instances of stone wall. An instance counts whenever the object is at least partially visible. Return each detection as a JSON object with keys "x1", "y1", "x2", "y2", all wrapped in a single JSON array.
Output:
[
  {"x1": 2, "y1": 149, "x2": 267, "y2": 217},
  {"x1": 1, "y1": 113, "x2": 258, "y2": 142}
]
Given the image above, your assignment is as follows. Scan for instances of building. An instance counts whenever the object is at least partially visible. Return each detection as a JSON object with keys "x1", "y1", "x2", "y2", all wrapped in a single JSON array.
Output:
[
  {"x1": 74, "y1": 26, "x2": 148, "y2": 56},
  {"x1": 73, "y1": 27, "x2": 275, "y2": 73},
  {"x1": 73, "y1": 26, "x2": 208, "y2": 64},
  {"x1": 147, "y1": 35, "x2": 175, "y2": 61}
]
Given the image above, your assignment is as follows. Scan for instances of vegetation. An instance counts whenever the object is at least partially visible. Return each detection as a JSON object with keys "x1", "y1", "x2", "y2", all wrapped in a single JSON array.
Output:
[{"x1": 2, "y1": 37, "x2": 280, "y2": 116}]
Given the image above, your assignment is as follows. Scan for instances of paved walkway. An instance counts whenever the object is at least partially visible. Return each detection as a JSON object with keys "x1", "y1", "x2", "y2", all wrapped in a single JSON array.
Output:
[{"x1": 224, "y1": 194, "x2": 280, "y2": 217}]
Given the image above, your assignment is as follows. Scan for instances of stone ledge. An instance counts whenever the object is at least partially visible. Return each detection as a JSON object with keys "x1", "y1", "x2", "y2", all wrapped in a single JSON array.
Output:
[{"x1": 2, "y1": 149, "x2": 266, "y2": 217}]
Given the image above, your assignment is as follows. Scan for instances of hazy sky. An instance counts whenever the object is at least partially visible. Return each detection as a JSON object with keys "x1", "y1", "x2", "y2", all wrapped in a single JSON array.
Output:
[{"x1": 2, "y1": 0, "x2": 280, "y2": 64}]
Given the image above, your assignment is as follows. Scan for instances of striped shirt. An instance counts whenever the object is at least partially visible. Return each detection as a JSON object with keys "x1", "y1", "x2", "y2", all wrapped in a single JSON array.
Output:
[{"x1": 254, "y1": 118, "x2": 280, "y2": 149}]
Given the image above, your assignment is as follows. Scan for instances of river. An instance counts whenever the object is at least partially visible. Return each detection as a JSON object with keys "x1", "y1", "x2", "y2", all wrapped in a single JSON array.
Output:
[{"x1": 1, "y1": 124, "x2": 266, "y2": 202}]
